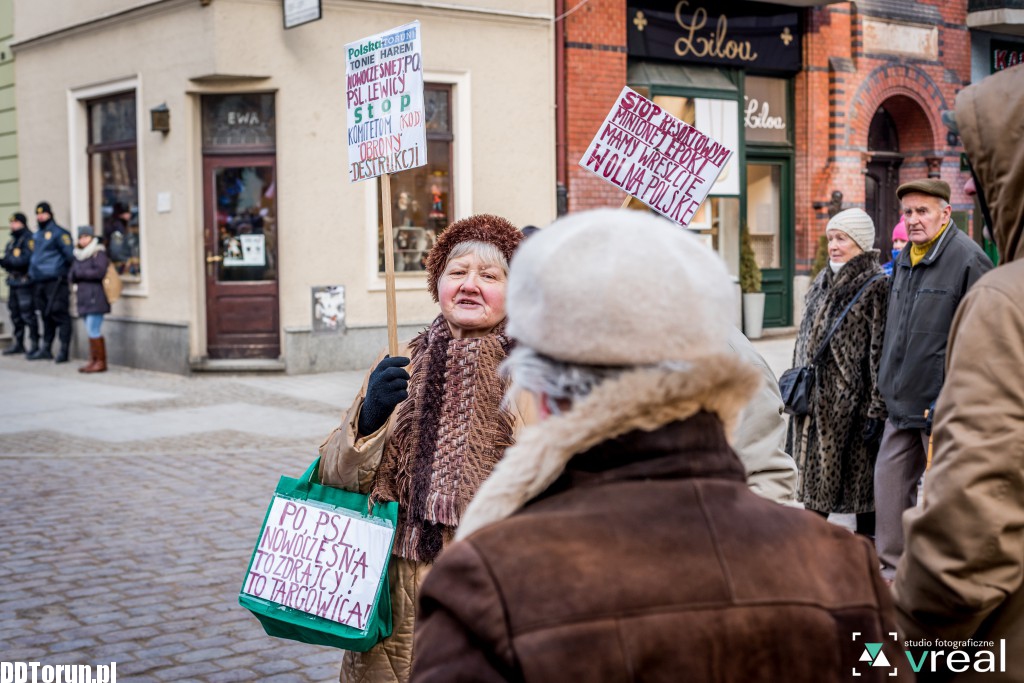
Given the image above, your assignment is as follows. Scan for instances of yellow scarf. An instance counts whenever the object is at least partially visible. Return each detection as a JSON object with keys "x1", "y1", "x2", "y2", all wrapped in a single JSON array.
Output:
[{"x1": 910, "y1": 221, "x2": 949, "y2": 266}]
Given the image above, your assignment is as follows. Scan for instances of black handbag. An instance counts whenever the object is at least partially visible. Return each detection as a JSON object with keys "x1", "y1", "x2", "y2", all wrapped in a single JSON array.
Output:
[
  {"x1": 779, "y1": 365, "x2": 815, "y2": 416},
  {"x1": 780, "y1": 273, "x2": 883, "y2": 417}
]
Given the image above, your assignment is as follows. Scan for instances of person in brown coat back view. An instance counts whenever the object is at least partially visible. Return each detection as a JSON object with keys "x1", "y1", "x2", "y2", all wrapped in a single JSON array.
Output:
[
  {"x1": 411, "y1": 209, "x2": 907, "y2": 683},
  {"x1": 893, "y1": 64, "x2": 1024, "y2": 681}
]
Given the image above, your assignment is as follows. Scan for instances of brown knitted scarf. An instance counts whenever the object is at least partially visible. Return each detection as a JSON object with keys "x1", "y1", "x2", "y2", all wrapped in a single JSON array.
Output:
[{"x1": 370, "y1": 315, "x2": 516, "y2": 562}]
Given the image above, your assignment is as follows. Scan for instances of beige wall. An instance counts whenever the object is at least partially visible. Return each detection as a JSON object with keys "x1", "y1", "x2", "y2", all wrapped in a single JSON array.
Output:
[
  {"x1": 0, "y1": 0, "x2": 18, "y2": 298},
  {"x1": 14, "y1": 0, "x2": 186, "y2": 43},
  {"x1": 14, "y1": 3, "x2": 217, "y2": 331},
  {"x1": 15, "y1": 0, "x2": 552, "y2": 42},
  {"x1": 14, "y1": 0, "x2": 555, "y2": 362}
]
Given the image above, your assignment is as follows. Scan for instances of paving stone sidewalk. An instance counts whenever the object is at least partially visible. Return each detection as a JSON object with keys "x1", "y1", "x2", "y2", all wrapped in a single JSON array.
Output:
[
  {"x1": 0, "y1": 357, "x2": 366, "y2": 682},
  {"x1": 0, "y1": 335, "x2": 796, "y2": 682}
]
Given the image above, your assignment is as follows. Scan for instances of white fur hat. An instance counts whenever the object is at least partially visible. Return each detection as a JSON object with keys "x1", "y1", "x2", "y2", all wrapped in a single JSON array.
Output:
[
  {"x1": 506, "y1": 209, "x2": 736, "y2": 365},
  {"x1": 826, "y1": 208, "x2": 876, "y2": 253}
]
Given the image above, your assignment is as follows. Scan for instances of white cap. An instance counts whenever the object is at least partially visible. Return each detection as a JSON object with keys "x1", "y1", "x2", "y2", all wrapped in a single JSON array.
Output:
[
  {"x1": 506, "y1": 209, "x2": 735, "y2": 366},
  {"x1": 826, "y1": 208, "x2": 876, "y2": 253}
]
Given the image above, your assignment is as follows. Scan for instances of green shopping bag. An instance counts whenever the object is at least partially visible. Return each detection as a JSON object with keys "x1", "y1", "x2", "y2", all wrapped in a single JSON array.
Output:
[{"x1": 239, "y1": 457, "x2": 398, "y2": 651}]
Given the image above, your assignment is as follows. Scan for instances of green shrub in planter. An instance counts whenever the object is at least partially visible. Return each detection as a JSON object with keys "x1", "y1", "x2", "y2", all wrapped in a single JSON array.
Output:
[
  {"x1": 811, "y1": 233, "x2": 829, "y2": 279},
  {"x1": 739, "y1": 228, "x2": 762, "y2": 294}
]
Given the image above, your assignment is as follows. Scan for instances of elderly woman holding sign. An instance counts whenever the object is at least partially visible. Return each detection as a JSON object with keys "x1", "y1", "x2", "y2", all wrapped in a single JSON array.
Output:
[{"x1": 318, "y1": 214, "x2": 534, "y2": 683}]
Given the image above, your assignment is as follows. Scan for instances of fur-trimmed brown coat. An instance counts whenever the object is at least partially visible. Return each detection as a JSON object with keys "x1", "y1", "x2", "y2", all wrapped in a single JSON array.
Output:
[
  {"x1": 412, "y1": 355, "x2": 905, "y2": 682},
  {"x1": 787, "y1": 252, "x2": 889, "y2": 514}
]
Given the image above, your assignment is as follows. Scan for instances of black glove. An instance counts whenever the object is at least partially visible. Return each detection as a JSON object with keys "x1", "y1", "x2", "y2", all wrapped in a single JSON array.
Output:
[
  {"x1": 862, "y1": 418, "x2": 884, "y2": 445},
  {"x1": 357, "y1": 355, "x2": 411, "y2": 436}
]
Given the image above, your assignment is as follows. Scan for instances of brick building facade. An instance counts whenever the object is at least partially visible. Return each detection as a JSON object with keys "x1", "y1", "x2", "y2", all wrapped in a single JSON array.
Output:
[
  {"x1": 559, "y1": 0, "x2": 974, "y2": 328},
  {"x1": 797, "y1": 1, "x2": 972, "y2": 273}
]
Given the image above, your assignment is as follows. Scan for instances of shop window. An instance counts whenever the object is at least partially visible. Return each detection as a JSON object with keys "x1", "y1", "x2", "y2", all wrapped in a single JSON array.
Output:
[
  {"x1": 202, "y1": 93, "x2": 276, "y2": 153},
  {"x1": 88, "y1": 92, "x2": 140, "y2": 279},
  {"x1": 744, "y1": 77, "x2": 789, "y2": 145},
  {"x1": 690, "y1": 197, "x2": 741, "y2": 277},
  {"x1": 746, "y1": 163, "x2": 782, "y2": 269},
  {"x1": 377, "y1": 83, "x2": 453, "y2": 273},
  {"x1": 647, "y1": 93, "x2": 741, "y2": 274}
]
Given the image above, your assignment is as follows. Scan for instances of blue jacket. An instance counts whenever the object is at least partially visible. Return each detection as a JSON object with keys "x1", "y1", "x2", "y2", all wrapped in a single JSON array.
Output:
[{"x1": 28, "y1": 219, "x2": 74, "y2": 282}]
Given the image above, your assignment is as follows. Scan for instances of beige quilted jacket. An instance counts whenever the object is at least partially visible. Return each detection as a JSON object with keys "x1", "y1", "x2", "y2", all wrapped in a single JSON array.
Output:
[{"x1": 318, "y1": 343, "x2": 533, "y2": 683}]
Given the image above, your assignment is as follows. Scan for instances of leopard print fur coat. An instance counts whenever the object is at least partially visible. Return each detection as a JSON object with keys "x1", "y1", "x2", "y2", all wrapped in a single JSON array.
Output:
[{"x1": 786, "y1": 251, "x2": 889, "y2": 514}]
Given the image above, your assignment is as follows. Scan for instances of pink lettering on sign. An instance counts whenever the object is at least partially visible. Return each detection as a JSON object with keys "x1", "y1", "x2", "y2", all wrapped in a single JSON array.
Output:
[
  {"x1": 578, "y1": 87, "x2": 735, "y2": 228},
  {"x1": 346, "y1": 22, "x2": 427, "y2": 182},
  {"x1": 244, "y1": 496, "x2": 393, "y2": 631}
]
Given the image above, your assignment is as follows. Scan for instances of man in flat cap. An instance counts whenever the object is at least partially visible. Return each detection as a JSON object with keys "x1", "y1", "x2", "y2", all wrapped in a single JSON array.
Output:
[{"x1": 874, "y1": 178, "x2": 992, "y2": 580}]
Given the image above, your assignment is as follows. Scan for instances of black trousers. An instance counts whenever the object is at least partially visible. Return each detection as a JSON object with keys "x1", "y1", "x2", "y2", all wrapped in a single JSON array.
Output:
[
  {"x1": 32, "y1": 278, "x2": 71, "y2": 349},
  {"x1": 7, "y1": 285, "x2": 38, "y2": 345}
]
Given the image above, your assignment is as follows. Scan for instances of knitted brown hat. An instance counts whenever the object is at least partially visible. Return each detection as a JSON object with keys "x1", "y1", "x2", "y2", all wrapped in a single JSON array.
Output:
[{"x1": 425, "y1": 214, "x2": 523, "y2": 301}]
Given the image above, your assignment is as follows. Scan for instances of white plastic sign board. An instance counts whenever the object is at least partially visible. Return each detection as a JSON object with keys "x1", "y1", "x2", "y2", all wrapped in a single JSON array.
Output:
[
  {"x1": 241, "y1": 496, "x2": 394, "y2": 631},
  {"x1": 579, "y1": 86, "x2": 735, "y2": 227},
  {"x1": 346, "y1": 21, "x2": 426, "y2": 182},
  {"x1": 284, "y1": 0, "x2": 321, "y2": 29},
  {"x1": 223, "y1": 234, "x2": 266, "y2": 267}
]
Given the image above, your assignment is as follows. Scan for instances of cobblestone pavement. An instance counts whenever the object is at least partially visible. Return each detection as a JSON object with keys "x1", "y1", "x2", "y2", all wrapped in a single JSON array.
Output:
[
  {"x1": 0, "y1": 356, "x2": 366, "y2": 682},
  {"x1": 0, "y1": 335, "x2": 797, "y2": 682}
]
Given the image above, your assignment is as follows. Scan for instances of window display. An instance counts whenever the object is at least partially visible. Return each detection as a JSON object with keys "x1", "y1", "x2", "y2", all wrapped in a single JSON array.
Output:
[
  {"x1": 88, "y1": 92, "x2": 140, "y2": 279},
  {"x1": 378, "y1": 84, "x2": 453, "y2": 273}
]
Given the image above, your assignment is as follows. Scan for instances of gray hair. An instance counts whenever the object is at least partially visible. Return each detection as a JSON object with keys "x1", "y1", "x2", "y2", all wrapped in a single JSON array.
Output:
[
  {"x1": 502, "y1": 346, "x2": 697, "y2": 414},
  {"x1": 501, "y1": 346, "x2": 629, "y2": 415},
  {"x1": 445, "y1": 240, "x2": 509, "y2": 277}
]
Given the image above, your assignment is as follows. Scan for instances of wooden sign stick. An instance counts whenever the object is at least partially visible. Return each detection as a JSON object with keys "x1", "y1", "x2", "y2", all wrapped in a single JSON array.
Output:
[
  {"x1": 621, "y1": 195, "x2": 632, "y2": 209},
  {"x1": 380, "y1": 173, "x2": 400, "y2": 356}
]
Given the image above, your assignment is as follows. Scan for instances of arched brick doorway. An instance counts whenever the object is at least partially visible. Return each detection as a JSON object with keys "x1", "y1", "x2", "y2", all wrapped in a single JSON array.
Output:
[
  {"x1": 862, "y1": 94, "x2": 938, "y2": 257},
  {"x1": 865, "y1": 105, "x2": 901, "y2": 256}
]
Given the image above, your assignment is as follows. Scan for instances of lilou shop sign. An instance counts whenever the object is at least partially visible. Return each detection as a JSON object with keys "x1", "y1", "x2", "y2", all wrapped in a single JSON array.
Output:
[{"x1": 628, "y1": 0, "x2": 802, "y2": 75}]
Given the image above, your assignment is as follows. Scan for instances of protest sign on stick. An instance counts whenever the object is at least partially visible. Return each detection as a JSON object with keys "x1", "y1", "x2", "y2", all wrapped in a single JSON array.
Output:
[
  {"x1": 579, "y1": 86, "x2": 734, "y2": 229},
  {"x1": 379, "y1": 178, "x2": 399, "y2": 355},
  {"x1": 345, "y1": 21, "x2": 426, "y2": 355}
]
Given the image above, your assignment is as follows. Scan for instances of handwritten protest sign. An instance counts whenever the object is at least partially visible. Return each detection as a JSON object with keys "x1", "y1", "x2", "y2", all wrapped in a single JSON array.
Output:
[
  {"x1": 346, "y1": 21, "x2": 426, "y2": 183},
  {"x1": 579, "y1": 86, "x2": 735, "y2": 228},
  {"x1": 242, "y1": 496, "x2": 394, "y2": 631}
]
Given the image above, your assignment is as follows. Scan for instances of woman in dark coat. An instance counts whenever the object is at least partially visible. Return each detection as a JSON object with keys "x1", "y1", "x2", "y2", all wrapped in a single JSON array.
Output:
[
  {"x1": 787, "y1": 208, "x2": 889, "y2": 536},
  {"x1": 68, "y1": 225, "x2": 110, "y2": 373}
]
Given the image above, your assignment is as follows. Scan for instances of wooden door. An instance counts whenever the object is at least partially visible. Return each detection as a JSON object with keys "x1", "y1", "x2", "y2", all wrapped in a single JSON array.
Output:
[
  {"x1": 203, "y1": 156, "x2": 280, "y2": 359},
  {"x1": 866, "y1": 156, "x2": 903, "y2": 257},
  {"x1": 746, "y1": 156, "x2": 793, "y2": 327}
]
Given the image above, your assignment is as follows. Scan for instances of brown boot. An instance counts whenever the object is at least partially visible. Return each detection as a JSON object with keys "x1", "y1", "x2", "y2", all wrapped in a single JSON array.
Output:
[
  {"x1": 81, "y1": 337, "x2": 107, "y2": 373},
  {"x1": 78, "y1": 339, "x2": 97, "y2": 373}
]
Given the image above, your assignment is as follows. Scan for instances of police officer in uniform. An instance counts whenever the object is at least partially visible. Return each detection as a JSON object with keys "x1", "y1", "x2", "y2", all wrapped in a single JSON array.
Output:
[
  {"x1": 27, "y1": 202, "x2": 74, "y2": 362},
  {"x1": 0, "y1": 212, "x2": 39, "y2": 355}
]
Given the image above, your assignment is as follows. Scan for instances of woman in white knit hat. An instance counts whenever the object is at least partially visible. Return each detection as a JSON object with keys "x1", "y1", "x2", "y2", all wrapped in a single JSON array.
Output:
[
  {"x1": 410, "y1": 209, "x2": 900, "y2": 682},
  {"x1": 786, "y1": 207, "x2": 890, "y2": 537}
]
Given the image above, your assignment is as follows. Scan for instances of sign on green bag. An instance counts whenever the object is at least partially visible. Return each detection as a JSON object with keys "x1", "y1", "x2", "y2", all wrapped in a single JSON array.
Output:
[{"x1": 239, "y1": 457, "x2": 398, "y2": 651}]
